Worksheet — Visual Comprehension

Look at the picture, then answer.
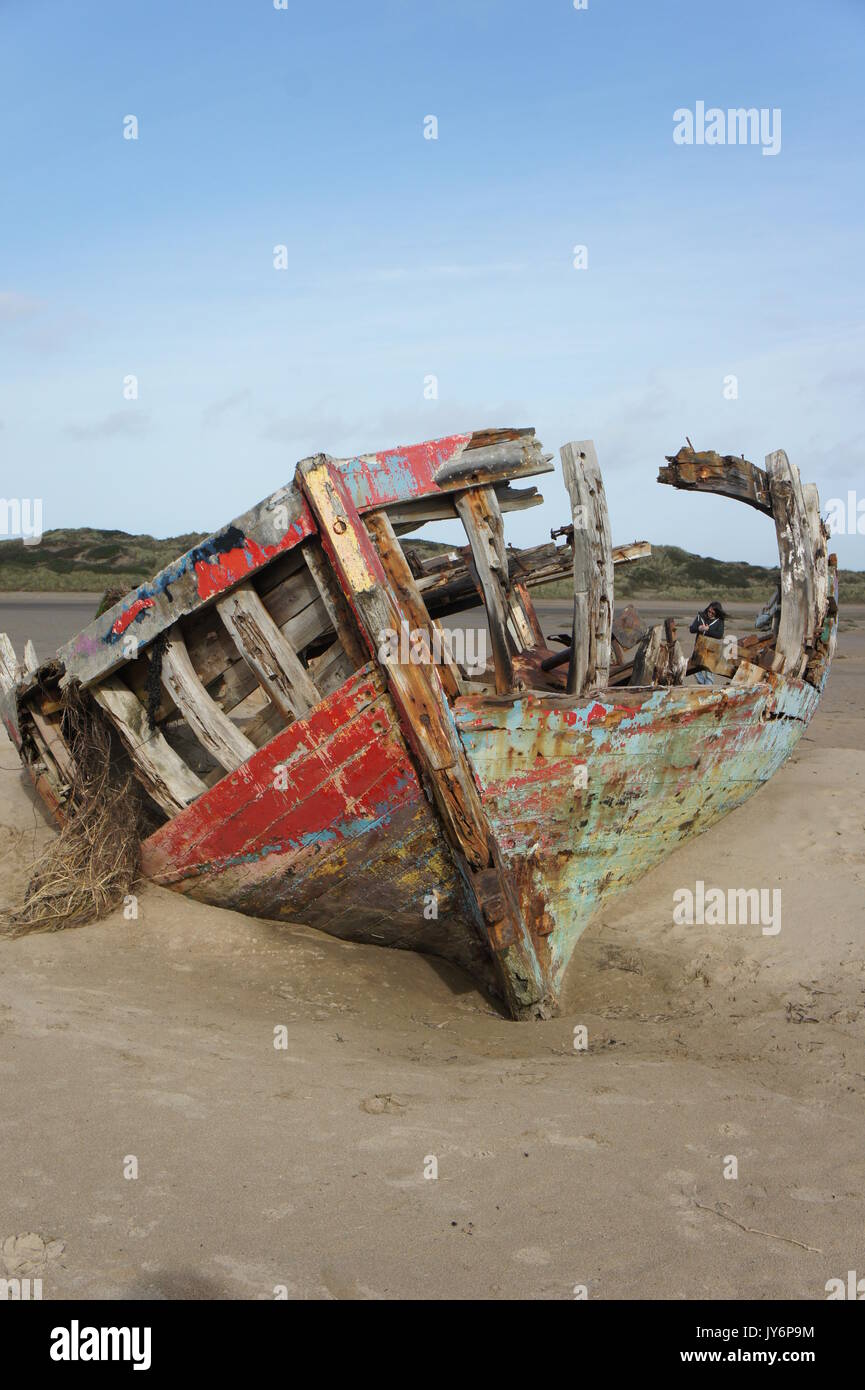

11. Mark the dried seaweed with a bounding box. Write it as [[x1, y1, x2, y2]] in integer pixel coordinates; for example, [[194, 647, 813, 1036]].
[[3, 685, 145, 936]]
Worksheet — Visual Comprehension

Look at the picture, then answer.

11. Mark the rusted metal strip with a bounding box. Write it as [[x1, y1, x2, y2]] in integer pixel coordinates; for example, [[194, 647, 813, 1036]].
[[560, 440, 613, 694], [216, 583, 319, 722], [659, 447, 773, 515]]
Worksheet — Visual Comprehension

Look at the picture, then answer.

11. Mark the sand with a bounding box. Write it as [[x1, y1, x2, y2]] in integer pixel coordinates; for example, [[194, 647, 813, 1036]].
[[0, 600, 863, 1300]]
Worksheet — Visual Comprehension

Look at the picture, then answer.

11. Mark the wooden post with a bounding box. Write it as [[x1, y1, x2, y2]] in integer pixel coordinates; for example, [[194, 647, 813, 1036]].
[[455, 488, 516, 694], [560, 440, 614, 694], [766, 450, 815, 678]]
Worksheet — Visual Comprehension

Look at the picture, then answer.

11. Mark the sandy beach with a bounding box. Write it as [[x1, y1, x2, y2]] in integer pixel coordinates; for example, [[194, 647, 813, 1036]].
[[1, 597, 863, 1300]]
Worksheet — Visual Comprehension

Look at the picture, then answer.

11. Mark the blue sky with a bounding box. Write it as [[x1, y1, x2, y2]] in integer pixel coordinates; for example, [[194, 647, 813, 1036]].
[[1, 0, 863, 567]]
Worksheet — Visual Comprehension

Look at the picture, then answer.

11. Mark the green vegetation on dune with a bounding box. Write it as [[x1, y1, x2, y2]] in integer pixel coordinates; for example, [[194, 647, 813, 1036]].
[[0, 528, 207, 594], [1, 528, 863, 603]]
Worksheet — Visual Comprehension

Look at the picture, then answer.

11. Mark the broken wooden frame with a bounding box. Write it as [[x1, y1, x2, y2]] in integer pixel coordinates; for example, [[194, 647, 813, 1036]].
[[659, 445, 835, 686]]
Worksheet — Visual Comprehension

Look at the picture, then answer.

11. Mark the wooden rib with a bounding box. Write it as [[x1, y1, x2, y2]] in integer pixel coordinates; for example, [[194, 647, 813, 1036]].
[[561, 440, 614, 694], [29, 703, 76, 784], [301, 539, 367, 668], [216, 583, 319, 721], [455, 488, 516, 694], [93, 676, 206, 817], [365, 510, 460, 701], [514, 581, 545, 646], [766, 450, 814, 677], [802, 481, 828, 633], [160, 632, 256, 772], [658, 448, 773, 515]]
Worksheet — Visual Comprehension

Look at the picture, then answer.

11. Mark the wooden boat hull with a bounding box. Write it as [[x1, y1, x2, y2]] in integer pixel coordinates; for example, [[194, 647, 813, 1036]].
[[140, 665, 498, 993], [0, 429, 837, 1019], [455, 674, 819, 1003], [138, 663, 819, 1014]]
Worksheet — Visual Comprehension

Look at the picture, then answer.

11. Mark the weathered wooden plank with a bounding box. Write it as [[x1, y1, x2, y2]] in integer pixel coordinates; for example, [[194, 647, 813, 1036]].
[[455, 488, 515, 694], [387, 482, 542, 532], [365, 510, 461, 700], [216, 583, 319, 722], [307, 638, 356, 697], [561, 440, 614, 694], [659, 447, 773, 515], [766, 449, 814, 678], [160, 632, 256, 772], [29, 703, 76, 785], [629, 619, 686, 687], [433, 436, 554, 490], [93, 676, 206, 816], [0, 634, 21, 745], [301, 539, 368, 669], [730, 659, 766, 688], [612, 540, 652, 565], [802, 481, 828, 635]]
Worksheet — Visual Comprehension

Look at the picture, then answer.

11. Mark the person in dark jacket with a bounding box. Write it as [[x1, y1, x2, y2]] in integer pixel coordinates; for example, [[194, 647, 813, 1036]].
[[689, 600, 727, 640], [689, 601, 727, 684]]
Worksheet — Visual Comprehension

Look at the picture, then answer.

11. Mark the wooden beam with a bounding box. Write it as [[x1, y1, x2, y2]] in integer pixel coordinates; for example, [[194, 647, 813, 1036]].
[[766, 449, 814, 677], [455, 488, 515, 694], [365, 510, 461, 701], [659, 447, 773, 515], [93, 677, 206, 817], [301, 539, 368, 669], [802, 481, 828, 636], [433, 437, 554, 490], [216, 583, 319, 722], [560, 440, 614, 694], [160, 632, 256, 772], [387, 482, 542, 532]]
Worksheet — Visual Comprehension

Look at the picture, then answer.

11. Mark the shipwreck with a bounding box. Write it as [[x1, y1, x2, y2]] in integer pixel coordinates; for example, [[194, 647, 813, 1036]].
[[0, 432, 837, 1019]]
